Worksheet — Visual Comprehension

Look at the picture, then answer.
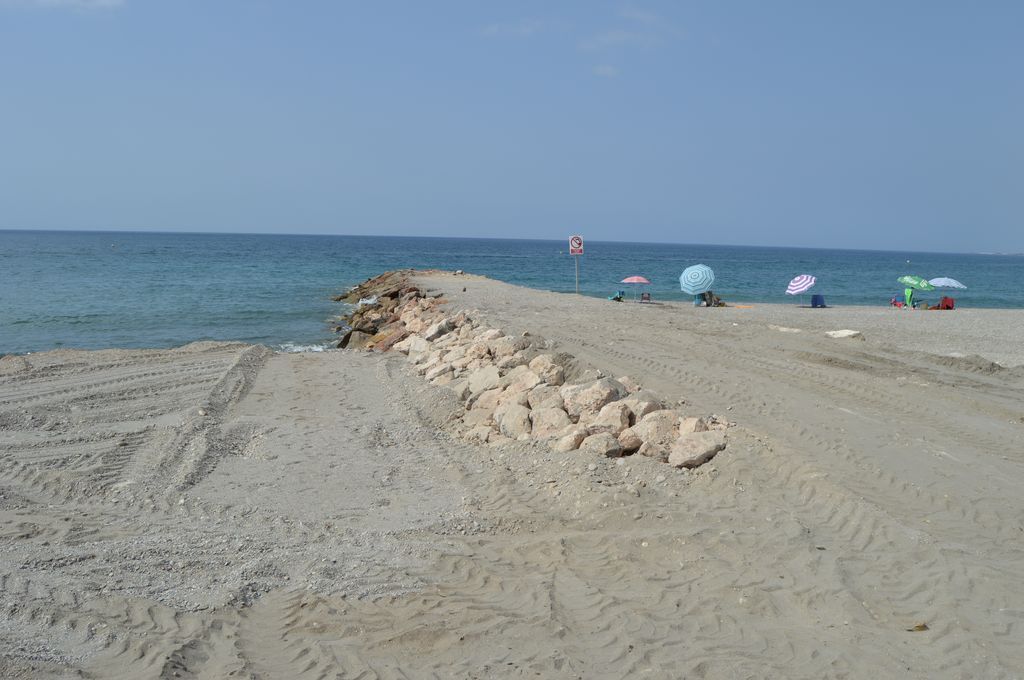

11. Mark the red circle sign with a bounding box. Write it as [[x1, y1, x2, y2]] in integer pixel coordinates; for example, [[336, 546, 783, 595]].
[[570, 236, 583, 249]]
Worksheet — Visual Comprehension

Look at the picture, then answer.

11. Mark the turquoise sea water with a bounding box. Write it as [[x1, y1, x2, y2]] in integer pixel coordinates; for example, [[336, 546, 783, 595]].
[[2, 230, 1022, 355]]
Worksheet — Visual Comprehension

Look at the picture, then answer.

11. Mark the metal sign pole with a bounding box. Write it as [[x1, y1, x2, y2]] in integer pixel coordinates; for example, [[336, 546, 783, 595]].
[[575, 255, 579, 294]]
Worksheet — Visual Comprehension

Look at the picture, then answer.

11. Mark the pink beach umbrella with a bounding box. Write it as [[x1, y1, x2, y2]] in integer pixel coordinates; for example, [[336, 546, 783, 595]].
[[786, 274, 816, 295], [621, 275, 651, 301]]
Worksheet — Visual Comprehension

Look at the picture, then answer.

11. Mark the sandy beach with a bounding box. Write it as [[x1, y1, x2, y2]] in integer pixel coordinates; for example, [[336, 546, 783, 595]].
[[2, 271, 1024, 679]]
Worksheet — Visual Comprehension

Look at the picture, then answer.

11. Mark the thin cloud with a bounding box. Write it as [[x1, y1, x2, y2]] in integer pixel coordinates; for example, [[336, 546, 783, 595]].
[[579, 29, 656, 51], [480, 20, 547, 38], [593, 65, 621, 78], [580, 5, 683, 50]]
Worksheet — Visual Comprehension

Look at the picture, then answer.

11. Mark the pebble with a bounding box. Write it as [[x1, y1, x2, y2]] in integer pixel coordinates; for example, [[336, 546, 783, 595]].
[[587, 463, 597, 472], [655, 475, 666, 484]]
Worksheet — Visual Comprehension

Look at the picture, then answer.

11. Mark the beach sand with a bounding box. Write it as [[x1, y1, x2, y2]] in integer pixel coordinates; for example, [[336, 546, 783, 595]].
[[2, 273, 1023, 678]]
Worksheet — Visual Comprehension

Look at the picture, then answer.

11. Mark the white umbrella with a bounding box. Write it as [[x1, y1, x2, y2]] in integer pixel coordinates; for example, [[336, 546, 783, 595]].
[[928, 277, 967, 289]]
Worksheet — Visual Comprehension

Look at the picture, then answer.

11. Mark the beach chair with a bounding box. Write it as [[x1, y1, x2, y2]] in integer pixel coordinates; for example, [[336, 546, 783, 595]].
[[811, 294, 827, 308], [640, 292, 651, 303], [608, 290, 625, 302]]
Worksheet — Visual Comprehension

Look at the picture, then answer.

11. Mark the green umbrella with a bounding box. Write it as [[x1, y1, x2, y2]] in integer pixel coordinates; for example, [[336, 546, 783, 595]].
[[897, 275, 935, 291]]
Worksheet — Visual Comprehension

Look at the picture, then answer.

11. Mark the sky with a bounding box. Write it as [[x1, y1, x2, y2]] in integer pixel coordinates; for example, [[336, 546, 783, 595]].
[[1, 1, 1021, 252]]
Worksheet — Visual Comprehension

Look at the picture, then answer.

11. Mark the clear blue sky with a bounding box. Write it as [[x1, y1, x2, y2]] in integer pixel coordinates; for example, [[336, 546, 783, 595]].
[[1, 1, 1021, 252]]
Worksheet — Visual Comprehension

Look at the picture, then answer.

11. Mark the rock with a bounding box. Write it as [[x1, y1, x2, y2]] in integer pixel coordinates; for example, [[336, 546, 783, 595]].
[[632, 409, 680, 460], [504, 369, 542, 394], [468, 365, 501, 394], [431, 371, 454, 386], [373, 329, 410, 352], [825, 329, 863, 340], [490, 335, 530, 358], [424, 363, 452, 382], [668, 431, 727, 469], [553, 427, 589, 453], [462, 408, 495, 428], [618, 427, 643, 453], [528, 354, 565, 386], [495, 404, 532, 439], [446, 379, 471, 402], [587, 401, 632, 436], [465, 342, 491, 360], [528, 384, 564, 410], [475, 328, 504, 342], [617, 376, 642, 393], [678, 416, 710, 434], [471, 388, 504, 412], [496, 389, 530, 408], [464, 426, 493, 444], [579, 432, 623, 458], [530, 407, 572, 438], [496, 351, 528, 370], [618, 393, 659, 419], [560, 378, 628, 419], [340, 330, 373, 350]]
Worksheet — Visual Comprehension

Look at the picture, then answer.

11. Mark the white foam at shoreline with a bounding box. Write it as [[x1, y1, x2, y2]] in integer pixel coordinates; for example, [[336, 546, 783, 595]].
[[276, 342, 331, 353]]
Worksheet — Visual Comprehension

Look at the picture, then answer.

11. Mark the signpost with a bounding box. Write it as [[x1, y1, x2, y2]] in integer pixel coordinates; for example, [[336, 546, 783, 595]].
[[569, 235, 584, 293]]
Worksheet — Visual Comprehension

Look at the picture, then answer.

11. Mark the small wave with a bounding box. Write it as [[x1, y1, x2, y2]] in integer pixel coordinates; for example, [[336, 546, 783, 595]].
[[275, 342, 332, 353], [357, 296, 378, 307]]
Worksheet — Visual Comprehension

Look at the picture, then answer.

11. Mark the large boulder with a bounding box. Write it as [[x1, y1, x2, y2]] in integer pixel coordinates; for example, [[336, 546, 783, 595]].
[[618, 427, 643, 453], [339, 329, 373, 350], [579, 432, 623, 458], [530, 407, 572, 439], [471, 388, 504, 412], [490, 335, 530, 358], [586, 401, 632, 436], [424, 362, 452, 381], [668, 431, 727, 468], [678, 416, 710, 435], [462, 408, 494, 428], [468, 365, 501, 394], [504, 369, 542, 394], [495, 404, 532, 439], [631, 409, 680, 460], [528, 384, 564, 411], [528, 354, 565, 386], [475, 328, 504, 342], [560, 378, 629, 419], [496, 351, 529, 371], [374, 329, 410, 352], [552, 426, 589, 453], [465, 342, 491, 360], [621, 391, 665, 422], [446, 379, 471, 402]]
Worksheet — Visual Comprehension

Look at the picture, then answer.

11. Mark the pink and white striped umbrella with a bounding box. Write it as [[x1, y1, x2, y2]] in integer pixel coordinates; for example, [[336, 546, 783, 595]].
[[786, 274, 816, 295]]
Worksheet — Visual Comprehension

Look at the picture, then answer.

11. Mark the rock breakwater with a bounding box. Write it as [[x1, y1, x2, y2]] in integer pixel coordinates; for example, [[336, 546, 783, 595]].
[[336, 271, 731, 468]]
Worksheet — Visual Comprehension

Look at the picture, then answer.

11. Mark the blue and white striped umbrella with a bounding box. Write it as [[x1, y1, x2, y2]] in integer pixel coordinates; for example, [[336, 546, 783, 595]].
[[679, 264, 715, 295], [928, 277, 966, 289]]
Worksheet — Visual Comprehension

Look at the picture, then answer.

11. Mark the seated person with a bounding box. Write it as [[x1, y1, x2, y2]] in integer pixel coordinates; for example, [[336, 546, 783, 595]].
[[701, 291, 725, 307], [640, 291, 651, 302]]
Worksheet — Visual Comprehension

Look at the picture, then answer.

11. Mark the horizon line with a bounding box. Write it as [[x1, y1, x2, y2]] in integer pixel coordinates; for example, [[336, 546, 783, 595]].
[[1, 227, 1021, 258]]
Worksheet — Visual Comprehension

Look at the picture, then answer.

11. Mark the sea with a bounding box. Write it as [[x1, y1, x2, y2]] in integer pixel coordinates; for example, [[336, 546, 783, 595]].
[[2, 230, 1022, 356]]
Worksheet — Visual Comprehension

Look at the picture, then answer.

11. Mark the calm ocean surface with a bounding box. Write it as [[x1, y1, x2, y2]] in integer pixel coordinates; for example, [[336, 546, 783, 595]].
[[2, 230, 1022, 355]]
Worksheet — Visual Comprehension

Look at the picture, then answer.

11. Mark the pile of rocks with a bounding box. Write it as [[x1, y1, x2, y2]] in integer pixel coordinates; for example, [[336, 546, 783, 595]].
[[336, 272, 730, 469]]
